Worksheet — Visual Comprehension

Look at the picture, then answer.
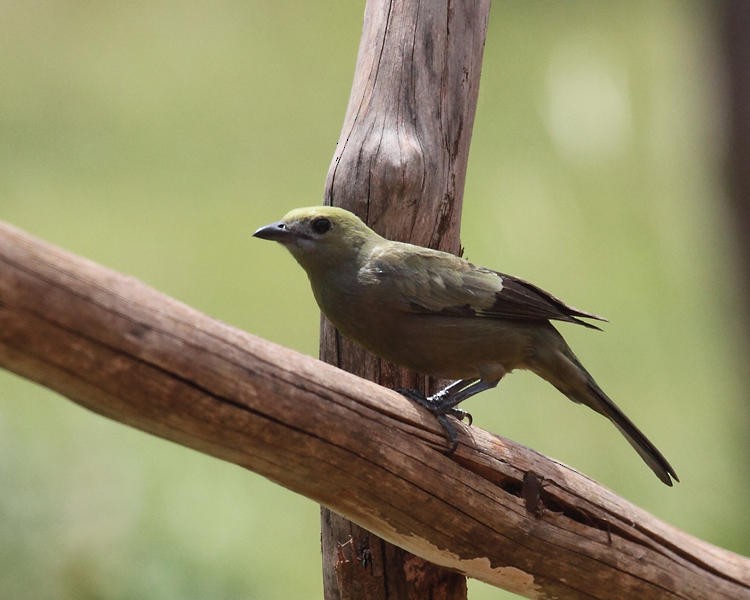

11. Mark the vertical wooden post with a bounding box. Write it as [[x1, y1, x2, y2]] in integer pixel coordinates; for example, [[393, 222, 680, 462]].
[[319, 1, 490, 598]]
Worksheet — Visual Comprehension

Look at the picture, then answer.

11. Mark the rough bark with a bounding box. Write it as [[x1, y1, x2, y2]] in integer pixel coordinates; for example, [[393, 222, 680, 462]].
[[4, 227, 748, 599], [320, 1, 489, 597]]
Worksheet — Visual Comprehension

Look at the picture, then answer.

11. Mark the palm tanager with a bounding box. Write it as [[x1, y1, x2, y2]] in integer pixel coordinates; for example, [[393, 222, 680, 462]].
[[254, 206, 678, 486]]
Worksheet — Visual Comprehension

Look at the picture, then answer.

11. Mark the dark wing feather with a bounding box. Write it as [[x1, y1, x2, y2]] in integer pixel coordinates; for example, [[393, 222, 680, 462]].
[[366, 244, 606, 329], [475, 271, 607, 330]]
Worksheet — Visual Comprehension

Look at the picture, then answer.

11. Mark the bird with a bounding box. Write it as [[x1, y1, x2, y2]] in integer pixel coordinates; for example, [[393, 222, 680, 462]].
[[253, 205, 678, 486]]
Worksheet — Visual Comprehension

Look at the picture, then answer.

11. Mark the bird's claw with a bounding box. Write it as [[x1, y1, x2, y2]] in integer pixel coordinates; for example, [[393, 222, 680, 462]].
[[448, 407, 473, 425], [436, 414, 459, 454], [396, 388, 471, 453]]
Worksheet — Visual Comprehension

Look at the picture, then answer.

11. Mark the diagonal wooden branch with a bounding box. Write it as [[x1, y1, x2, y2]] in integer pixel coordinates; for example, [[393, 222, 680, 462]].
[[0, 221, 748, 600]]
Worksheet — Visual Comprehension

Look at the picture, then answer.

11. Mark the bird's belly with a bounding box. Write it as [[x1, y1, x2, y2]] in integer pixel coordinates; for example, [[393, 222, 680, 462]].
[[334, 312, 536, 380]]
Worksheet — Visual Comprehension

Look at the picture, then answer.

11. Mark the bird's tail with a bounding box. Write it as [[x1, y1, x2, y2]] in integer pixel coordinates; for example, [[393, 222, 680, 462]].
[[577, 369, 678, 486], [531, 334, 678, 486]]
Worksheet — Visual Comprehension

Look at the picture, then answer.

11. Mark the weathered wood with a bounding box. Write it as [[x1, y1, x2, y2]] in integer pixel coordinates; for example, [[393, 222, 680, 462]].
[[320, 1, 489, 597], [1, 222, 748, 599]]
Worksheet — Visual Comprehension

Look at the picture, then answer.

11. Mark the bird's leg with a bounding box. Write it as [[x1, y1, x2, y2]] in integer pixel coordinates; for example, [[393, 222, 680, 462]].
[[398, 376, 504, 452], [398, 379, 476, 422], [432, 378, 499, 412], [397, 378, 481, 453]]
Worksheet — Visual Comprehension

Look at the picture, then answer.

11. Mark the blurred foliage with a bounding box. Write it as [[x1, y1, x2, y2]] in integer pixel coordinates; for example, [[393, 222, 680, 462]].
[[0, 2, 747, 599]]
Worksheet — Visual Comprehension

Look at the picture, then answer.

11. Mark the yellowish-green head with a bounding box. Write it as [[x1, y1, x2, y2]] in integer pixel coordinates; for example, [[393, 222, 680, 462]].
[[253, 206, 380, 272]]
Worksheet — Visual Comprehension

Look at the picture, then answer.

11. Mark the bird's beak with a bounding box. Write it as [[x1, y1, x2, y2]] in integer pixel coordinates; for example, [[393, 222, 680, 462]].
[[253, 221, 292, 242]]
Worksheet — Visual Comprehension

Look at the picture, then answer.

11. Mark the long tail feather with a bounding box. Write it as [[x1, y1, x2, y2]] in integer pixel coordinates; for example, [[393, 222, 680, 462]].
[[581, 378, 678, 486], [532, 331, 678, 486]]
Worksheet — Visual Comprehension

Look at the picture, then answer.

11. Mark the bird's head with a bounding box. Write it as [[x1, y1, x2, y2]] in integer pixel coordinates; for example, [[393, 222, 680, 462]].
[[253, 206, 379, 273]]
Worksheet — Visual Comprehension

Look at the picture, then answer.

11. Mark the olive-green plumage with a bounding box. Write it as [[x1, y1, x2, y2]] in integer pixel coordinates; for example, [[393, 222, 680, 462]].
[[254, 206, 678, 486]]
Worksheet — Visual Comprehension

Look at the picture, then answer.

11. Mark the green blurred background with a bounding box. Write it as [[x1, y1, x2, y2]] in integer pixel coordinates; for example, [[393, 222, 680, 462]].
[[1, 1, 747, 598]]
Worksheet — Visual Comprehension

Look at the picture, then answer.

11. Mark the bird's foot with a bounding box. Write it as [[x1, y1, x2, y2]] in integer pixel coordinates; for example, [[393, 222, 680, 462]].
[[396, 388, 473, 453], [396, 388, 473, 423]]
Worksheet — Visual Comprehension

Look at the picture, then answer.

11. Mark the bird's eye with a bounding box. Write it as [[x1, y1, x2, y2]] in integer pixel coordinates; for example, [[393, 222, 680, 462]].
[[311, 217, 332, 235]]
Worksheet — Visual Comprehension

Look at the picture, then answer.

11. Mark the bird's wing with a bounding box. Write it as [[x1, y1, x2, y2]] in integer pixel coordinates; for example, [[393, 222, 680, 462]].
[[365, 244, 606, 329]]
